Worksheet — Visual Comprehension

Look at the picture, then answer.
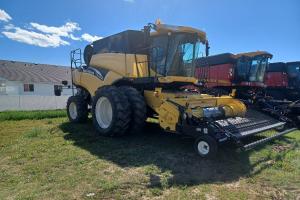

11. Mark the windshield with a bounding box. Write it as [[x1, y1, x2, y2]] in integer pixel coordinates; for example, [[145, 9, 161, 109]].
[[150, 33, 204, 77], [236, 56, 269, 82]]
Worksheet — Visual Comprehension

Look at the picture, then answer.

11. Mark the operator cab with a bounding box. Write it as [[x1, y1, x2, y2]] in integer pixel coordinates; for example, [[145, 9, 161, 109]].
[[235, 52, 272, 84], [150, 33, 207, 77], [146, 22, 209, 79]]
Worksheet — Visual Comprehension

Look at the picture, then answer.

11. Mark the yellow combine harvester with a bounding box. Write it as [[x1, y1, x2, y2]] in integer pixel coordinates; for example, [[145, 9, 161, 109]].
[[65, 21, 296, 158]]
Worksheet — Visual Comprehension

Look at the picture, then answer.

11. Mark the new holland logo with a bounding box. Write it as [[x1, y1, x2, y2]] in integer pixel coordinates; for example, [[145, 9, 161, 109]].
[[83, 67, 104, 80]]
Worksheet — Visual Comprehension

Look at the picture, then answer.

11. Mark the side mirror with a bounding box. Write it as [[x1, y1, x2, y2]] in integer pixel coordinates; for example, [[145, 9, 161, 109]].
[[62, 80, 68, 86]]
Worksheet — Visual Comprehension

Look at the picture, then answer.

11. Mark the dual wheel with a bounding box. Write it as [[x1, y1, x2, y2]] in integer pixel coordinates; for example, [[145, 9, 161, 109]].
[[67, 86, 147, 136]]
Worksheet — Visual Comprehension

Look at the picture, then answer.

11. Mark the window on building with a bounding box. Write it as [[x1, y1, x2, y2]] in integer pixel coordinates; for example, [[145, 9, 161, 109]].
[[24, 84, 34, 92], [0, 80, 6, 94], [54, 85, 62, 96]]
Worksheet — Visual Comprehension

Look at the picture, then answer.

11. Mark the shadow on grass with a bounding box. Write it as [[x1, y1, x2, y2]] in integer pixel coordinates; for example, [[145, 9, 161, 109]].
[[59, 120, 291, 187]]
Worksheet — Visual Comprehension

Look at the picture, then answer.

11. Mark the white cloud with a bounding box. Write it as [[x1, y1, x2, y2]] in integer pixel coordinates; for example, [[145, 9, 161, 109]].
[[1, 20, 103, 47], [0, 9, 12, 22], [3, 23, 15, 30], [2, 26, 69, 47], [81, 33, 102, 42], [69, 33, 81, 41], [30, 22, 81, 37]]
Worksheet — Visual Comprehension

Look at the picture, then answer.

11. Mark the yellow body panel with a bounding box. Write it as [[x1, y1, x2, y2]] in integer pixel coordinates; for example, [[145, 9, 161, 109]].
[[74, 51, 200, 96], [144, 88, 246, 131], [158, 76, 198, 84], [73, 70, 122, 96], [90, 53, 149, 78], [157, 101, 180, 131]]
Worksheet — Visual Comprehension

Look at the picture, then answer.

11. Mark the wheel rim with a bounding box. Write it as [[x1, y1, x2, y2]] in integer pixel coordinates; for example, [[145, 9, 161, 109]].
[[69, 102, 78, 120], [197, 141, 210, 155], [95, 97, 113, 129]]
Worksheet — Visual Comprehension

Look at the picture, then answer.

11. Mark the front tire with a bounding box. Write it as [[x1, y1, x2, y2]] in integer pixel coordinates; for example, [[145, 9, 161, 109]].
[[194, 135, 218, 158], [92, 86, 131, 136], [67, 95, 88, 123]]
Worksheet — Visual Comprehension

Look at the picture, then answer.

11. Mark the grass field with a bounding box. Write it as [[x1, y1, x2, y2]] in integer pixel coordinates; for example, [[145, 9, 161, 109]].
[[0, 110, 299, 199], [0, 110, 66, 121]]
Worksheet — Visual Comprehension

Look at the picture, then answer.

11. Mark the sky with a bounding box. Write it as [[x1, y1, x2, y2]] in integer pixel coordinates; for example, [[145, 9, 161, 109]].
[[0, 0, 299, 66]]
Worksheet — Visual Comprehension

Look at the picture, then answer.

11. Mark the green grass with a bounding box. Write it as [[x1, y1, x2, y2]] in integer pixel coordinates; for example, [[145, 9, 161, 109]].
[[0, 109, 67, 121], [0, 110, 299, 199]]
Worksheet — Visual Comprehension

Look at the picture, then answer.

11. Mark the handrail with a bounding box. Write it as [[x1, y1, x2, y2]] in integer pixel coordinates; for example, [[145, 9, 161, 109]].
[[70, 48, 83, 95]]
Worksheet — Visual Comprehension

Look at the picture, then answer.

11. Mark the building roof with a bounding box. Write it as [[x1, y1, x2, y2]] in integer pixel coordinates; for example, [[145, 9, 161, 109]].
[[0, 60, 71, 84]]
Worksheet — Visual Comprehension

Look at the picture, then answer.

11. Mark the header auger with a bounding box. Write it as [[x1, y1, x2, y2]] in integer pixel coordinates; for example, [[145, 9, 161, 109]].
[[66, 21, 297, 158]]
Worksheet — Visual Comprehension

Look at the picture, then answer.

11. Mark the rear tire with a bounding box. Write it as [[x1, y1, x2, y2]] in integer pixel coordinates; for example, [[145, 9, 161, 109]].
[[194, 135, 218, 158], [67, 95, 88, 123], [92, 86, 131, 136], [119, 86, 147, 134]]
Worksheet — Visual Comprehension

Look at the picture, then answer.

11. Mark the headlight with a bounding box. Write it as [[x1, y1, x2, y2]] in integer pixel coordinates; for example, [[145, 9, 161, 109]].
[[203, 107, 225, 118]]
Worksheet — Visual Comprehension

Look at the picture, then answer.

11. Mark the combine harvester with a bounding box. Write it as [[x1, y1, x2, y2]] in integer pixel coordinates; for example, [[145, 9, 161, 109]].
[[263, 61, 300, 126], [195, 52, 300, 126], [65, 21, 297, 158], [195, 51, 272, 99], [265, 61, 300, 101]]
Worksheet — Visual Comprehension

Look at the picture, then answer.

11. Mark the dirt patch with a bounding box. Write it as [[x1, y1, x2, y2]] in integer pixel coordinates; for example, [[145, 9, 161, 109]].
[[272, 144, 292, 152]]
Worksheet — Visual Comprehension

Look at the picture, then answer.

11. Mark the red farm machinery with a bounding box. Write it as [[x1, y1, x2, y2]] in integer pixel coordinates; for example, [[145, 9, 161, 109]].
[[265, 61, 300, 101], [194, 52, 300, 126], [195, 51, 271, 99]]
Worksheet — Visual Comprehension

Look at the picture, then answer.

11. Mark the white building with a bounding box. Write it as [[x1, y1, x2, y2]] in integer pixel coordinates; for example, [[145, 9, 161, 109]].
[[0, 60, 73, 111], [0, 60, 73, 96]]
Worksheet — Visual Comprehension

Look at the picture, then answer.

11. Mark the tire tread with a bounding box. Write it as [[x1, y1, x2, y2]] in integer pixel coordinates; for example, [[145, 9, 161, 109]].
[[119, 86, 147, 134], [92, 86, 131, 136], [67, 95, 88, 123]]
